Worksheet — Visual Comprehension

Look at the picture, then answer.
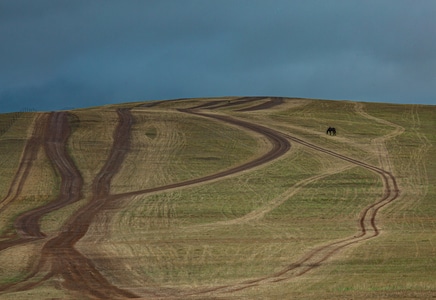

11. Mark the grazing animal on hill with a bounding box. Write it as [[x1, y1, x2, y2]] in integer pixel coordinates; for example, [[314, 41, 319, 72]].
[[326, 127, 336, 136]]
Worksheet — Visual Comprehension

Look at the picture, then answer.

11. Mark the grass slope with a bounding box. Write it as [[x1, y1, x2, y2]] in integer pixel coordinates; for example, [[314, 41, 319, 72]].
[[0, 97, 435, 299]]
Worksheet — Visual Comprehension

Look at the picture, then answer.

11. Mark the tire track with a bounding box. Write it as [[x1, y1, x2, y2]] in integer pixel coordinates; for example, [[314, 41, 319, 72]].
[[179, 164, 355, 233], [354, 102, 405, 173], [105, 107, 399, 298], [179, 117, 400, 297], [39, 109, 137, 299], [109, 108, 291, 202], [0, 114, 47, 214], [0, 112, 83, 251], [236, 97, 284, 112], [55, 107, 291, 298], [15, 112, 84, 238], [107, 107, 399, 298], [0, 110, 136, 299]]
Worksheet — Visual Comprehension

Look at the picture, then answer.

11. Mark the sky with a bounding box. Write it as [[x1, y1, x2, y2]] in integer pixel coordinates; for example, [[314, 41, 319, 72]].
[[1, 0, 435, 113]]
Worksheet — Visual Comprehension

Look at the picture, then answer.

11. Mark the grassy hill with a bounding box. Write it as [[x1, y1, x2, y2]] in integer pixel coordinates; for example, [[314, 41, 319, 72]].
[[0, 97, 435, 299]]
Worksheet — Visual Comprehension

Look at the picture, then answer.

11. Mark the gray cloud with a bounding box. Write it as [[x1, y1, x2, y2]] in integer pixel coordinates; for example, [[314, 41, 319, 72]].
[[1, 0, 435, 112]]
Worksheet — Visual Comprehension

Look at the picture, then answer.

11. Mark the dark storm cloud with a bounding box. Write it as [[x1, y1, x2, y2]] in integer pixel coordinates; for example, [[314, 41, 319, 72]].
[[1, 0, 435, 112]]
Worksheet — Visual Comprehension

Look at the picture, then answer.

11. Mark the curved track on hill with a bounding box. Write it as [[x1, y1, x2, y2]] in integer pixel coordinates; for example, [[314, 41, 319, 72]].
[[16, 112, 84, 238], [38, 108, 137, 299], [0, 114, 48, 250], [183, 132, 400, 297], [115, 105, 399, 298], [237, 97, 284, 111], [0, 99, 400, 299], [0, 112, 84, 251], [173, 101, 400, 297], [0, 114, 47, 215], [0, 107, 291, 298], [110, 108, 291, 202]]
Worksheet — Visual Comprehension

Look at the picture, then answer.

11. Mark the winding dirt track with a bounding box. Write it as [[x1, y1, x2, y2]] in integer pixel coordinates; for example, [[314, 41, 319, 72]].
[[181, 130, 400, 297], [0, 112, 84, 250], [109, 108, 291, 202], [0, 100, 400, 299], [0, 106, 291, 298], [38, 108, 137, 299], [236, 97, 284, 112], [16, 112, 84, 238], [0, 114, 48, 215]]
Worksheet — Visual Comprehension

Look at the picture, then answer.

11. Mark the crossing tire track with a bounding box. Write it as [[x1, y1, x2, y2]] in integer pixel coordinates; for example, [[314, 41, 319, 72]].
[[0, 104, 401, 299], [179, 112, 400, 297]]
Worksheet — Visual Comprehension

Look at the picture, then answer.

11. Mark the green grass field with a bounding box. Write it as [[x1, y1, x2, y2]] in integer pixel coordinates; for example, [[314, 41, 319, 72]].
[[0, 97, 434, 299]]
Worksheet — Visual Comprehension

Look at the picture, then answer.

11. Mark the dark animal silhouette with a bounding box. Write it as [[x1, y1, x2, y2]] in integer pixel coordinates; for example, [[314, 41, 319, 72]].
[[326, 127, 336, 136]]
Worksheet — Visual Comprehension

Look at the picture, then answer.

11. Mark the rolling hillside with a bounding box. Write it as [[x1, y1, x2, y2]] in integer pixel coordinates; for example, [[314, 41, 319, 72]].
[[0, 97, 435, 299]]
